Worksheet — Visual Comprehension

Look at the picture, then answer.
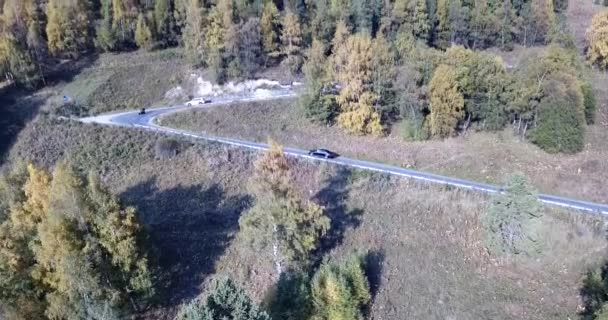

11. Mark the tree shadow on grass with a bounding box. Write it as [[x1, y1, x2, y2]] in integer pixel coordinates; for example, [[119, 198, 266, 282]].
[[364, 249, 385, 305], [120, 177, 252, 305], [312, 168, 363, 264]]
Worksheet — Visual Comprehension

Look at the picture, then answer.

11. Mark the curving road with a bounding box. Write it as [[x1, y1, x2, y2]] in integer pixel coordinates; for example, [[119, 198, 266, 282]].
[[80, 92, 608, 216]]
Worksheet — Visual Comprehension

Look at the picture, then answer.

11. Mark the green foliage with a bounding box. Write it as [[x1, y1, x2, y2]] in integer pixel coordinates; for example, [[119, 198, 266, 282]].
[[176, 278, 270, 320], [582, 83, 597, 125], [270, 272, 313, 320], [0, 162, 154, 319], [0, 35, 40, 88], [239, 141, 331, 275], [399, 114, 429, 141], [301, 39, 337, 123], [529, 73, 586, 154], [310, 255, 371, 320], [428, 64, 465, 138], [483, 173, 543, 255], [154, 0, 176, 46]]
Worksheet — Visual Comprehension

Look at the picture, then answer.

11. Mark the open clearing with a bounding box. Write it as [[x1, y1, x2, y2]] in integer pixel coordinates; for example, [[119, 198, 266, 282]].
[[159, 99, 608, 204], [6, 117, 606, 319]]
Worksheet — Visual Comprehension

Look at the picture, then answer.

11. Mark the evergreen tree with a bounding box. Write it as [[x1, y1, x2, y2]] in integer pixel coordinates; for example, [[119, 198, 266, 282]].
[[135, 13, 154, 49], [529, 73, 586, 154], [301, 39, 337, 123], [413, 0, 430, 41], [281, 11, 304, 75], [483, 173, 543, 255], [205, 5, 227, 83], [428, 64, 465, 138], [261, 1, 281, 63], [176, 278, 270, 320]]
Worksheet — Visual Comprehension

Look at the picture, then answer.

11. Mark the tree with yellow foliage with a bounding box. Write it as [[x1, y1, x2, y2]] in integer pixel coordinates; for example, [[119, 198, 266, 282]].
[[428, 64, 465, 138], [587, 10, 608, 69], [239, 140, 331, 277], [333, 34, 384, 136], [0, 162, 154, 319]]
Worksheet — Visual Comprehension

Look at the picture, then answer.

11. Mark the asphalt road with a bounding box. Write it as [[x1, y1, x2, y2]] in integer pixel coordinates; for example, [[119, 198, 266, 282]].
[[80, 94, 608, 216]]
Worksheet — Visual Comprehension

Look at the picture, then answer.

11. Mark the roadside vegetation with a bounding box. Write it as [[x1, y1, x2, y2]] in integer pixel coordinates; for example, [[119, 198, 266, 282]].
[[159, 99, 608, 203], [0, 119, 605, 319]]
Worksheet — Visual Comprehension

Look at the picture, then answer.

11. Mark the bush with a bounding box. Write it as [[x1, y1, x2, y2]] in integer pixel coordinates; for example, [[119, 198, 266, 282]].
[[155, 138, 180, 159], [270, 272, 312, 320], [398, 116, 428, 141], [483, 173, 543, 255]]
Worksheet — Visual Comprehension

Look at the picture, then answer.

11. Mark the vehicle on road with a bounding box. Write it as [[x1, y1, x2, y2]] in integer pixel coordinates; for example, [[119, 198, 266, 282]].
[[308, 149, 339, 159], [138, 108, 146, 115], [185, 97, 211, 106]]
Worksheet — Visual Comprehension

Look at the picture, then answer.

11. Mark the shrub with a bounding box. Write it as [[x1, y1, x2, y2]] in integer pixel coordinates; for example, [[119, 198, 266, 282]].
[[483, 173, 543, 255], [155, 138, 180, 159], [398, 115, 429, 141], [587, 11, 608, 69], [270, 272, 312, 320]]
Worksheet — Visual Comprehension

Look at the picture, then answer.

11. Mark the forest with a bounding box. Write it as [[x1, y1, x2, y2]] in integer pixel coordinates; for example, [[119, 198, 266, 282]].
[[1, 0, 607, 153]]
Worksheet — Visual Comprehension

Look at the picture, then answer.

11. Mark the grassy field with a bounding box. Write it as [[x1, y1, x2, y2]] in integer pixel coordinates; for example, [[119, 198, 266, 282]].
[[159, 99, 608, 204], [6, 117, 607, 319]]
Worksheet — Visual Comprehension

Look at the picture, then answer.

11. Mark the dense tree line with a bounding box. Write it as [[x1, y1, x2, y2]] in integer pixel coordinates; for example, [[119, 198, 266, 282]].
[[0, 0, 571, 87], [0, 161, 154, 320]]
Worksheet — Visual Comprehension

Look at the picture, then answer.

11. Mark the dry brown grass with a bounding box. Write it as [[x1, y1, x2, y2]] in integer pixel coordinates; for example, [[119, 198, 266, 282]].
[[159, 99, 608, 203], [6, 118, 607, 319]]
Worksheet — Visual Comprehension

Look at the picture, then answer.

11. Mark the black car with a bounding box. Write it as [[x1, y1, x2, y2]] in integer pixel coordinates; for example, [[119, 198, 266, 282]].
[[308, 149, 339, 159]]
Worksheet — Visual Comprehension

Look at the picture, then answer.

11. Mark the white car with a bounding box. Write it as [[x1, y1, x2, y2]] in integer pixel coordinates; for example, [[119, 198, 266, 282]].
[[185, 97, 210, 106]]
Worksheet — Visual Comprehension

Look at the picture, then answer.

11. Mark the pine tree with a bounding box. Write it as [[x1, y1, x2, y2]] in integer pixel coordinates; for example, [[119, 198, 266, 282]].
[[301, 39, 337, 123], [428, 64, 465, 138], [135, 13, 154, 49], [281, 11, 304, 75], [333, 34, 383, 135], [261, 1, 281, 63], [183, 0, 207, 65], [586, 10, 608, 70], [205, 5, 227, 83], [529, 0, 555, 44], [239, 18, 262, 78], [331, 19, 350, 53], [483, 173, 543, 255], [176, 278, 270, 320]]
